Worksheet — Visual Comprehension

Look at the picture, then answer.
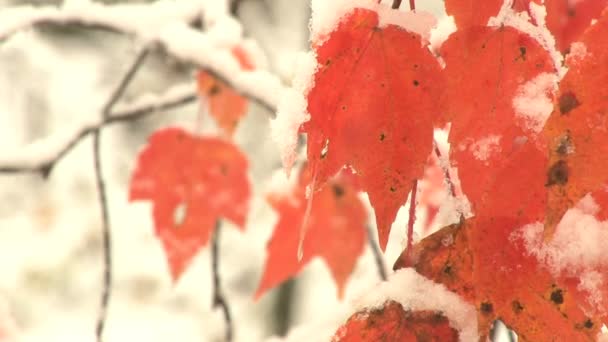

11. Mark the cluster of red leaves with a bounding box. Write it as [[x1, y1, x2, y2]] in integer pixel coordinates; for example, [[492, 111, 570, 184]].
[[128, 0, 608, 339], [303, 1, 608, 340]]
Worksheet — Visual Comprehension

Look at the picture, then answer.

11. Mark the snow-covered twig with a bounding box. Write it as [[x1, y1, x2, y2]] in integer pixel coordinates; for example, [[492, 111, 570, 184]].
[[212, 222, 233, 342], [0, 1, 285, 112], [93, 46, 150, 342], [0, 1, 203, 42], [0, 84, 197, 175]]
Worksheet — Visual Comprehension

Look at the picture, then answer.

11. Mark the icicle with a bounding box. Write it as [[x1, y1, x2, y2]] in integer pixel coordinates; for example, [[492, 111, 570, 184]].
[[297, 163, 318, 261]]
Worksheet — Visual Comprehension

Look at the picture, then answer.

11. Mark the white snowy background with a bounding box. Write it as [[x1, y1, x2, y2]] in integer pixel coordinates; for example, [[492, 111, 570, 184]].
[[0, 0, 515, 341]]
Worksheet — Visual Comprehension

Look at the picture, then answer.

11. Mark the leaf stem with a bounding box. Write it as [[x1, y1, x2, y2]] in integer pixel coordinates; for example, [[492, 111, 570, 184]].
[[367, 225, 387, 281], [433, 140, 456, 197], [406, 180, 418, 260], [391, 0, 402, 9], [409, 0, 415, 11], [94, 46, 149, 342], [212, 222, 233, 342]]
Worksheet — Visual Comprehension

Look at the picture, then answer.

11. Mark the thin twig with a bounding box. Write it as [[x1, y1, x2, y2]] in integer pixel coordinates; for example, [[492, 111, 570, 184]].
[[405, 180, 418, 260], [93, 47, 149, 342], [392, 0, 403, 9], [366, 225, 387, 281], [409, 0, 416, 11], [433, 140, 456, 197], [212, 222, 233, 342], [0, 85, 197, 175]]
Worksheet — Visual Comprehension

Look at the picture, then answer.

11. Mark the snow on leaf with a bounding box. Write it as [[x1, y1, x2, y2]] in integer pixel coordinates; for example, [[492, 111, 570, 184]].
[[196, 45, 255, 137], [515, 194, 608, 319], [545, 0, 608, 52], [542, 9, 608, 236], [129, 127, 250, 282], [341, 268, 479, 341], [440, 26, 554, 218], [445, 0, 534, 29], [302, 7, 444, 250], [332, 301, 459, 342], [395, 218, 601, 340], [255, 167, 367, 300], [512, 72, 558, 134]]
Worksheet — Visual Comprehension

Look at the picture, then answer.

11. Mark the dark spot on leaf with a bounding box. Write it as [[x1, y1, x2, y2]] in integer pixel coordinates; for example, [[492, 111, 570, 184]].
[[413, 80, 419, 87], [325, 59, 331, 66], [480, 302, 493, 314], [518, 46, 527, 60], [568, 8, 576, 17], [380, 133, 386, 141], [332, 184, 345, 198], [443, 263, 452, 276], [341, 105, 347, 111], [546, 160, 569, 186], [380, 83, 385, 88], [559, 92, 580, 115], [209, 84, 221, 96], [584, 319, 594, 329], [512, 300, 524, 314], [413, 64, 419, 69], [555, 134, 572, 156], [389, 186, 396, 192], [481, 43, 486, 49], [550, 288, 564, 305], [220, 164, 228, 176]]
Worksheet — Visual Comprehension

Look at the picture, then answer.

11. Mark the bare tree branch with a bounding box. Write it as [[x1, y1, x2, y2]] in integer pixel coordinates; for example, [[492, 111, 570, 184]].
[[92, 46, 150, 342], [212, 222, 233, 342], [0, 84, 197, 176]]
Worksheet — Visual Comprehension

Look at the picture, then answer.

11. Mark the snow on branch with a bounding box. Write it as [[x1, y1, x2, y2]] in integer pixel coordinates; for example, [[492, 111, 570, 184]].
[[0, 0, 285, 111], [0, 0, 202, 41], [0, 84, 197, 175], [0, 0, 286, 174]]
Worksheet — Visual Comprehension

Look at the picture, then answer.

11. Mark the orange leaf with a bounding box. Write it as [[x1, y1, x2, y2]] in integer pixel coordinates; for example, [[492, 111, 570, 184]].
[[543, 9, 608, 234], [255, 167, 367, 299], [332, 301, 459, 342], [129, 128, 251, 281], [197, 45, 255, 137], [395, 217, 600, 340], [303, 7, 444, 250]]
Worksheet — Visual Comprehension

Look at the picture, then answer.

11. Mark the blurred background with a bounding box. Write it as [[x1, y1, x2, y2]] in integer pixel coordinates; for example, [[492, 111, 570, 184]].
[[0, 1, 456, 341]]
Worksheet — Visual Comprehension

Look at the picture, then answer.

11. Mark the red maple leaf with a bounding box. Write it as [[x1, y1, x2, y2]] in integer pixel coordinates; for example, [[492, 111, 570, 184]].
[[129, 127, 251, 281], [255, 166, 368, 299], [332, 301, 459, 342], [197, 45, 255, 137], [302, 7, 444, 250], [440, 25, 554, 219]]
